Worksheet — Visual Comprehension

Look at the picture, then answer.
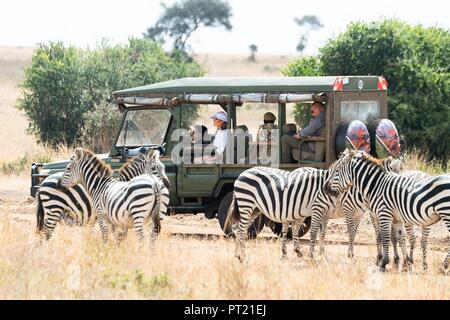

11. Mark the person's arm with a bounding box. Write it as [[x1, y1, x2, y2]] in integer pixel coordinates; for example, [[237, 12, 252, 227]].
[[300, 115, 324, 137]]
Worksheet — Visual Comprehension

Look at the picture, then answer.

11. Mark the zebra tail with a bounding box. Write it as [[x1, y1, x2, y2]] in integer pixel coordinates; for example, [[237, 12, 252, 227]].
[[152, 183, 161, 234], [224, 192, 240, 231], [36, 193, 45, 234]]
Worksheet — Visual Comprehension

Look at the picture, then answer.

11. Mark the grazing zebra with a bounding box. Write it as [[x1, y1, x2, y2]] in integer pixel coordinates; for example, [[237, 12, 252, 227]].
[[324, 149, 450, 272], [227, 165, 337, 262], [36, 150, 170, 240]]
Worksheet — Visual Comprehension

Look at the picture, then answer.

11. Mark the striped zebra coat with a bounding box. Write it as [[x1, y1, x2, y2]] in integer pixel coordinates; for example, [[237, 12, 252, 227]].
[[324, 149, 450, 272], [60, 148, 164, 244], [228, 166, 336, 262], [36, 150, 169, 241]]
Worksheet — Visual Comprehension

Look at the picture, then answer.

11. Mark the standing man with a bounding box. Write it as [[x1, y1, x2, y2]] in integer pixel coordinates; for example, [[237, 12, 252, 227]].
[[281, 102, 326, 163]]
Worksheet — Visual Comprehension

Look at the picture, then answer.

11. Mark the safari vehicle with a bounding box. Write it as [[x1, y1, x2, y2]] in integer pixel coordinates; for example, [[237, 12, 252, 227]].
[[31, 76, 392, 238]]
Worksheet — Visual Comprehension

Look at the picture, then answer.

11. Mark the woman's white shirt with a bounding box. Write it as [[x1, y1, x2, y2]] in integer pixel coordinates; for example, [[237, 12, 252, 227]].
[[213, 129, 228, 153]]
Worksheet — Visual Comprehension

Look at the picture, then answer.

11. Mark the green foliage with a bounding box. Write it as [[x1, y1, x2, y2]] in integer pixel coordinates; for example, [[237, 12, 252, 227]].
[[282, 56, 322, 127], [284, 19, 450, 166], [17, 42, 89, 146], [145, 0, 233, 53], [17, 38, 204, 152]]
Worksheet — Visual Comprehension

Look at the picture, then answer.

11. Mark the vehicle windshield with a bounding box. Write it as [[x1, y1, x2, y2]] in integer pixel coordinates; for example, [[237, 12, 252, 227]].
[[116, 109, 171, 147]]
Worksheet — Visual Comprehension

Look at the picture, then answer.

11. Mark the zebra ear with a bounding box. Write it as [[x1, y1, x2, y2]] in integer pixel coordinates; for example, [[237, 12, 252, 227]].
[[74, 148, 84, 160]]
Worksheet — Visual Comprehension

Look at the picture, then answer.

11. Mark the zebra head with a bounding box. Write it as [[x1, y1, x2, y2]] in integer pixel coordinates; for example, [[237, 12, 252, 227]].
[[60, 148, 112, 188], [145, 149, 171, 189], [324, 148, 357, 197]]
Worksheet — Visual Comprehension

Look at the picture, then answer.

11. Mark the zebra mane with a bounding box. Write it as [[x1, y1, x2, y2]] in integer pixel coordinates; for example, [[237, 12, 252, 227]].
[[76, 148, 113, 178], [355, 150, 385, 171], [120, 153, 146, 173]]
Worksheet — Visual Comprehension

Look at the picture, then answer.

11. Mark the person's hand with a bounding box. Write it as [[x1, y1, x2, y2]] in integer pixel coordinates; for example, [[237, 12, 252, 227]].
[[294, 132, 301, 139]]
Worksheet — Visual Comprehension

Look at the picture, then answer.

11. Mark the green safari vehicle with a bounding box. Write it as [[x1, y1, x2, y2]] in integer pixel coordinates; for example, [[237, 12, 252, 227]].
[[31, 76, 392, 238]]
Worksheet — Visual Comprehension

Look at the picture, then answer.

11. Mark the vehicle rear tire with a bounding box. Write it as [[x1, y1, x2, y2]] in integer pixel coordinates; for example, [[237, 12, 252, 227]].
[[267, 217, 311, 239], [217, 192, 265, 239]]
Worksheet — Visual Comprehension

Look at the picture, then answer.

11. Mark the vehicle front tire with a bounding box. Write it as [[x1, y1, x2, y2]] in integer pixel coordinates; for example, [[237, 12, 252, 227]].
[[217, 192, 265, 239]]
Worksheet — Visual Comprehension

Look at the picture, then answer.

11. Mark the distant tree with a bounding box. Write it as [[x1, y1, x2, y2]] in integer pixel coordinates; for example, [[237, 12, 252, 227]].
[[144, 0, 233, 53], [248, 44, 258, 62], [294, 15, 323, 54]]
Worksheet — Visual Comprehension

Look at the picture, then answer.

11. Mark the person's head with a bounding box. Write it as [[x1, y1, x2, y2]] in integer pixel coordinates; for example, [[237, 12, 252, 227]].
[[310, 102, 325, 118], [211, 111, 228, 130], [263, 112, 276, 124]]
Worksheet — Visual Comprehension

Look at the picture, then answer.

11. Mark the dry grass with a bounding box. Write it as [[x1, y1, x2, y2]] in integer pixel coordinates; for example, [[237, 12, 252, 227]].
[[0, 211, 449, 300]]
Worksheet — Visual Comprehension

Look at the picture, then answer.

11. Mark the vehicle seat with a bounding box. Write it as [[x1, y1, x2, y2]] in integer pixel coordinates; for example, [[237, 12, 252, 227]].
[[234, 125, 252, 164]]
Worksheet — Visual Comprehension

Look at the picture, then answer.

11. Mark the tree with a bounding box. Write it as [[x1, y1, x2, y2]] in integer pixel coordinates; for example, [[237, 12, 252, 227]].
[[294, 15, 323, 54], [17, 38, 204, 151], [283, 19, 450, 166], [144, 0, 233, 53], [248, 44, 257, 62]]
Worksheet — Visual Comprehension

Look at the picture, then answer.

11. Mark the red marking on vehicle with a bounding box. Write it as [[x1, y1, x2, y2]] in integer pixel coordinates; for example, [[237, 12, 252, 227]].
[[378, 76, 388, 90], [333, 77, 343, 91]]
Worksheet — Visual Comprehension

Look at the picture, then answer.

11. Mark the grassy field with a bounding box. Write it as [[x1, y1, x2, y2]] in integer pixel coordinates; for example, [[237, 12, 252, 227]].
[[0, 46, 449, 300]]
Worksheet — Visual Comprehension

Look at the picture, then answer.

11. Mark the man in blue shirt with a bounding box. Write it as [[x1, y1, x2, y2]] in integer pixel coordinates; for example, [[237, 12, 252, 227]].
[[281, 102, 326, 163]]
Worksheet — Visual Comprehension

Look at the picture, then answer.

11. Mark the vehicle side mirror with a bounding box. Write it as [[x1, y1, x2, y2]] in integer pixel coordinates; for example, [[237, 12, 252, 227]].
[[121, 147, 129, 162], [159, 143, 166, 156]]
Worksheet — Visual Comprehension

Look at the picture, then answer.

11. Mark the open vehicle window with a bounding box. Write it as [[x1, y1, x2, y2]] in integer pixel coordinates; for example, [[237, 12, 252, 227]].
[[341, 101, 380, 123], [116, 109, 171, 147]]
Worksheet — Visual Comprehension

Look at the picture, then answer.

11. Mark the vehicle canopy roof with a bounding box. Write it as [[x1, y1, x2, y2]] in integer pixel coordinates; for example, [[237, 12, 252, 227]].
[[113, 76, 386, 97]]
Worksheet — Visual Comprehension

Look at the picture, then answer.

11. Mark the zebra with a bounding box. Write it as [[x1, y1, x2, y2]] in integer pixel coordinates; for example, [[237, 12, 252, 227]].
[[59, 148, 164, 244], [226, 165, 337, 262], [324, 149, 450, 272], [36, 149, 170, 241], [225, 158, 412, 264], [313, 157, 424, 268]]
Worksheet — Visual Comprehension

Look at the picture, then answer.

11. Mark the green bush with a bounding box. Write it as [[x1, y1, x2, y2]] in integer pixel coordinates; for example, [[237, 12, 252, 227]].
[[282, 56, 323, 127], [284, 19, 450, 166], [17, 38, 204, 152]]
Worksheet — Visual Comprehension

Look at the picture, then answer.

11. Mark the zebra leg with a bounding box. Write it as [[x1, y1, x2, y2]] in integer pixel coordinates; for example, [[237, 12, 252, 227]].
[[379, 211, 393, 272], [391, 225, 400, 270], [405, 223, 416, 265], [309, 208, 324, 259], [42, 209, 63, 240], [281, 222, 290, 259], [441, 217, 450, 274], [396, 224, 413, 272], [420, 226, 431, 272], [235, 208, 253, 263], [319, 212, 329, 256], [292, 220, 304, 258], [97, 213, 110, 243], [132, 214, 146, 242], [369, 212, 382, 266], [345, 209, 358, 259]]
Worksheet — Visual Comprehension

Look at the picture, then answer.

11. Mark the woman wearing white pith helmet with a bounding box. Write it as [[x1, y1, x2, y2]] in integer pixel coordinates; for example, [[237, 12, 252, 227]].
[[195, 111, 228, 164]]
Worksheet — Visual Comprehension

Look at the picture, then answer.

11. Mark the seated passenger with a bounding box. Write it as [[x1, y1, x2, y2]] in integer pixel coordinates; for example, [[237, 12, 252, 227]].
[[281, 102, 325, 163], [257, 112, 278, 144], [195, 111, 228, 164]]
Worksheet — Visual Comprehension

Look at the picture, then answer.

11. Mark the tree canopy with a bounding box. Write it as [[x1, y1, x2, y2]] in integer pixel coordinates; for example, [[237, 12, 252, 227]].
[[144, 0, 233, 53], [17, 38, 204, 150], [283, 19, 450, 166]]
